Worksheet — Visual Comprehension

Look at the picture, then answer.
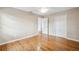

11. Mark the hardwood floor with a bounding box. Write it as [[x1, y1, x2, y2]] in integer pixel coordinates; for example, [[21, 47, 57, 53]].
[[0, 34, 79, 51]]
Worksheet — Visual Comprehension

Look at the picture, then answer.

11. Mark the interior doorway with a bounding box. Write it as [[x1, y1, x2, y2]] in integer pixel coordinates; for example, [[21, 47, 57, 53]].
[[38, 17, 48, 35], [37, 17, 49, 50]]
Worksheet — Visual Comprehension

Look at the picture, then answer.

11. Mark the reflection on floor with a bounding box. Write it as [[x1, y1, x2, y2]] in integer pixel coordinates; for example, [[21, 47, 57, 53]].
[[0, 34, 79, 51]]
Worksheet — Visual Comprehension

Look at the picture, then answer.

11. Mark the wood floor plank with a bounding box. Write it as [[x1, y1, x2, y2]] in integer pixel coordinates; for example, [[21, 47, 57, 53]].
[[0, 34, 79, 51]]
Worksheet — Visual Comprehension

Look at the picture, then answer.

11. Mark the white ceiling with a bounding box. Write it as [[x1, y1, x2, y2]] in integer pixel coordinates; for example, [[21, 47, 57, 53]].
[[14, 7, 74, 16]]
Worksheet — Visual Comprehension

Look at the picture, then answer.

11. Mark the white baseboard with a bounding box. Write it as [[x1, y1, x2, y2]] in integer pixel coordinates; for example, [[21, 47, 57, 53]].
[[0, 33, 38, 45], [48, 34, 79, 42], [63, 37, 79, 42]]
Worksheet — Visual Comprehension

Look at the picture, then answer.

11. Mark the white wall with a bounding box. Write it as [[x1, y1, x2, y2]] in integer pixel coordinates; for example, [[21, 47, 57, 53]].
[[67, 8, 79, 40], [38, 17, 42, 32], [48, 8, 79, 41], [0, 8, 38, 39], [0, 17, 1, 34]]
